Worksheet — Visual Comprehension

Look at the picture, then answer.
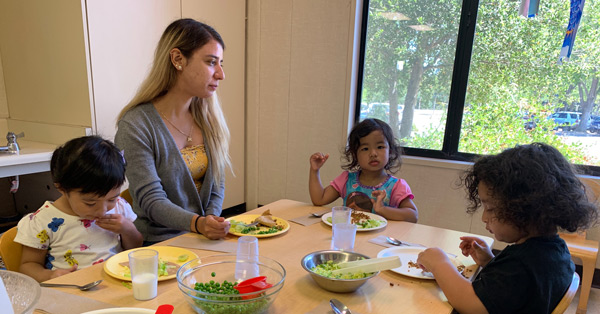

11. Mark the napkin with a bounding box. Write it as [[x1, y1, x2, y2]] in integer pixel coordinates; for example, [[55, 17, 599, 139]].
[[168, 234, 237, 253], [305, 300, 363, 314], [368, 235, 425, 248], [0, 276, 14, 314], [289, 214, 325, 226], [36, 287, 113, 314]]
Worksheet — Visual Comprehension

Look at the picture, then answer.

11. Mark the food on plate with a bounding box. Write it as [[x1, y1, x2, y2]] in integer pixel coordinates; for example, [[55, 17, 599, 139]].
[[252, 209, 277, 227], [229, 209, 286, 235], [310, 260, 374, 279], [407, 259, 466, 277], [193, 277, 269, 314], [230, 221, 283, 235], [119, 259, 181, 278], [326, 209, 384, 229]]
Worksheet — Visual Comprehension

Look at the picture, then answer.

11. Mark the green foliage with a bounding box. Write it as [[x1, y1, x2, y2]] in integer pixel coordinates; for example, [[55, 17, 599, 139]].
[[362, 0, 600, 166]]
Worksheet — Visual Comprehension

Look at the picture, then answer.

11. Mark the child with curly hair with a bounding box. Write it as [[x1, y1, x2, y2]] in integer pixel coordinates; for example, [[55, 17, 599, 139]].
[[417, 143, 598, 314], [309, 118, 417, 221]]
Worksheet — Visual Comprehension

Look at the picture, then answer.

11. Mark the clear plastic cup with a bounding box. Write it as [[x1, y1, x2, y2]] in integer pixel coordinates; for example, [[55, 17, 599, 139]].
[[235, 236, 259, 280], [128, 249, 158, 300], [332, 223, 357, 251], [331, 206, 352, 224]]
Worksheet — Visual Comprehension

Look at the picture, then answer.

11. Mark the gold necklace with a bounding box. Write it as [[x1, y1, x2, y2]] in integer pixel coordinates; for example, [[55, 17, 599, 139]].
[[160, 112, 193, 142]]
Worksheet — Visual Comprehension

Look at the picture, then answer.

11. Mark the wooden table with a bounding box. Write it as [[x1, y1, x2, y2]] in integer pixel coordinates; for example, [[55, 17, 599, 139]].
[[40, 199, 493, 313]]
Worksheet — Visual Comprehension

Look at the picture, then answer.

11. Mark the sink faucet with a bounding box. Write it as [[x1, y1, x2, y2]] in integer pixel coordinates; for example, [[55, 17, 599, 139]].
[[0, 132, 24, 154]]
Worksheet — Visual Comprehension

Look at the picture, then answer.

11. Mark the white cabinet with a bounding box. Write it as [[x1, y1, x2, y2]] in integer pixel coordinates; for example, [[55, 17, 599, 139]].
[[0, 0, 245, 208]]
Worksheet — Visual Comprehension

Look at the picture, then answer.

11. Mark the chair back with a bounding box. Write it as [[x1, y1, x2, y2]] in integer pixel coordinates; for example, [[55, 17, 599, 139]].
[[559, 177, 600, 241], [120, 189, 133, 205], [551, 272, 580, 314], [580, 177, 600, 206], [0, 226, 22, 271]]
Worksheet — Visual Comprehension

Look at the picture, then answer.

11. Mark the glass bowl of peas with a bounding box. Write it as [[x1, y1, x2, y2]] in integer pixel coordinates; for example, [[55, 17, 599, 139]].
[[176, 254, 286, 314]]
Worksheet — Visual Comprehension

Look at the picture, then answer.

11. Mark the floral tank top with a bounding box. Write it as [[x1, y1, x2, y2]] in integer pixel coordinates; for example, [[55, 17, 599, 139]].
[[180, 145, 208, 192]]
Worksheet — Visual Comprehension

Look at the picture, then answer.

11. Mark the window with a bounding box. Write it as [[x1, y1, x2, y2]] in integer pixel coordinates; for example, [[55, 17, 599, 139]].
[[357, 0, 600, 175]]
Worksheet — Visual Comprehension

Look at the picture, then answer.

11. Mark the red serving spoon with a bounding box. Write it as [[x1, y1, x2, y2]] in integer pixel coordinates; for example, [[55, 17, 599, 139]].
[[155, 304, 174, 314], [234, 276, 273, 299]]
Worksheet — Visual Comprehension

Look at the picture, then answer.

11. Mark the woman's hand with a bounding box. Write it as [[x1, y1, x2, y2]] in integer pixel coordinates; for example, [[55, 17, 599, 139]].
[[459, 236, 494, 267], [198, 215, 230, 239], [417, 247, 451, 273], [309, 152, 329, 171]]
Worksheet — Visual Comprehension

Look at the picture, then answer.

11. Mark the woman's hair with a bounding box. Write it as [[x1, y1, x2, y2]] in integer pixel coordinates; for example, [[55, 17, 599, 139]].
[[461, 142, 598, 235], [117, 18, 231, 182], [342, 118, 403, 173], [51, 136, 126, 196]]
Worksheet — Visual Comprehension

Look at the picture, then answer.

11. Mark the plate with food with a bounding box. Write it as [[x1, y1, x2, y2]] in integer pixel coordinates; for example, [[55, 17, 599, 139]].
[[376, 246, 465, 280], [227, 209, 290, 238], [104, 246, 197, 281], [321, 211, 387, 231]]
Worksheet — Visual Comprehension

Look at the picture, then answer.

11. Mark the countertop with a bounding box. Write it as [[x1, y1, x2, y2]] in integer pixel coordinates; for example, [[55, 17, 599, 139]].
[[0, 140, 57, 177]]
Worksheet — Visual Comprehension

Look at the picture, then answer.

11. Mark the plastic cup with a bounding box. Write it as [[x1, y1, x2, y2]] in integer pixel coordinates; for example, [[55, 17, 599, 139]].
[[235, 236, 259, 280], [331, 206, 352, 224], [128, 249, 158, 300], [332, 223, 357, 251]]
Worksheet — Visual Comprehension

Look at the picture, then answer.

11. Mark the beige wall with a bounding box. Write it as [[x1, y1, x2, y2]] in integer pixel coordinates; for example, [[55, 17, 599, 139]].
[[246, 0, 357, 208], [0, 0, 246, 208], [0, 0, 91, 144], [0, 50, 7, 135], [245, 0, 600, 268]]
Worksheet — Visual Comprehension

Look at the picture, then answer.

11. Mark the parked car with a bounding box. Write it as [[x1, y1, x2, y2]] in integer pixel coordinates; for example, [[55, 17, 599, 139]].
[[548, 111, 583, 131], [589, 116, 600, 133], [367, 102, 404, 121], [523, 113, 539, 130]]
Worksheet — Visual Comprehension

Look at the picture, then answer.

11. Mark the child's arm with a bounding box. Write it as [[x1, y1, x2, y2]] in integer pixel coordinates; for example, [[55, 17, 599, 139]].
[[20, 246, 78, 282], [417, 248, 489, 314], [309, 152, 340, 205], [371, 190, 418, 222], [459, 236, 494, 267], [96, 214, 143, 249]]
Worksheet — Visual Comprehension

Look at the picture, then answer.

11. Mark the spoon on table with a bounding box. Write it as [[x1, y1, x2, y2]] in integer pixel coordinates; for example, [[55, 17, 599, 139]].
[[386, 236, 403, 246], [40, 279, 102, 291], [330, 298, 353, 314], [310, 210, 329, 217]]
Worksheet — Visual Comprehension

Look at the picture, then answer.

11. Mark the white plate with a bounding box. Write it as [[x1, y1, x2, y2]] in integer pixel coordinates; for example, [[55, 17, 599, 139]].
[[83, 308, 154, 314], [321, 211, 387, 231], [377, 246, 464, 280]]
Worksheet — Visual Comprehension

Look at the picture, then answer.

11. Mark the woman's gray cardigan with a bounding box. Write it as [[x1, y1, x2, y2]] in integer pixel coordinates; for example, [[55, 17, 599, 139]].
[[115, 103, 225, 242]]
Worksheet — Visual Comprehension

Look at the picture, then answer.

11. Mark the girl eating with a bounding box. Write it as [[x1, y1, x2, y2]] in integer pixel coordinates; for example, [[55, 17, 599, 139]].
[[417, 143, 598, 314], [309, 118, 417, 222], [15, 136, 142, 282]]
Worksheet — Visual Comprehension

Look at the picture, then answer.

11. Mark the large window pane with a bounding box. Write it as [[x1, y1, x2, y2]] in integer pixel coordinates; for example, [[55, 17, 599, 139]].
[[461, 1, 600, 166], [359, 0, 462, 150]]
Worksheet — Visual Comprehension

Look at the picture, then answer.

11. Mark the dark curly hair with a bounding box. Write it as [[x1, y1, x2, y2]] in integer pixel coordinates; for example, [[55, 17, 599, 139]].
[[341, 118, 403, 173], [461, 143, 598, 236]]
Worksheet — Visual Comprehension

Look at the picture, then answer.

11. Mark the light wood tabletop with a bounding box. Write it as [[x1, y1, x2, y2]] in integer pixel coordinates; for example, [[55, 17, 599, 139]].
[[38, 199, 494, 313]]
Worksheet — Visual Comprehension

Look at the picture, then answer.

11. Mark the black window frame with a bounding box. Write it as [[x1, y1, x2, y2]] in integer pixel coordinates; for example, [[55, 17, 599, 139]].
[[355, 0, 600, 176]]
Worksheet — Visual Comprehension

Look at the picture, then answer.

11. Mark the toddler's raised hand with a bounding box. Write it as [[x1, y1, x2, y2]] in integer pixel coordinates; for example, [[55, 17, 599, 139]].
[[459, 236, 494, 266], [309, 152, 329, 171], [371, 190, 386, 212], [96, 213, 131, 234]]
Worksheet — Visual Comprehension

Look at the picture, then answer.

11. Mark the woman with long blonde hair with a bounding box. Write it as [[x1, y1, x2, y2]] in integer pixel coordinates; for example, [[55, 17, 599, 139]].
[[115, 18, 231, 243]]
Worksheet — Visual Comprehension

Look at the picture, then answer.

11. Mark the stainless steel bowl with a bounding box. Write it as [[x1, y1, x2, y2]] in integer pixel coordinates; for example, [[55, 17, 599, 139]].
[[300, 250, 378, 293]]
